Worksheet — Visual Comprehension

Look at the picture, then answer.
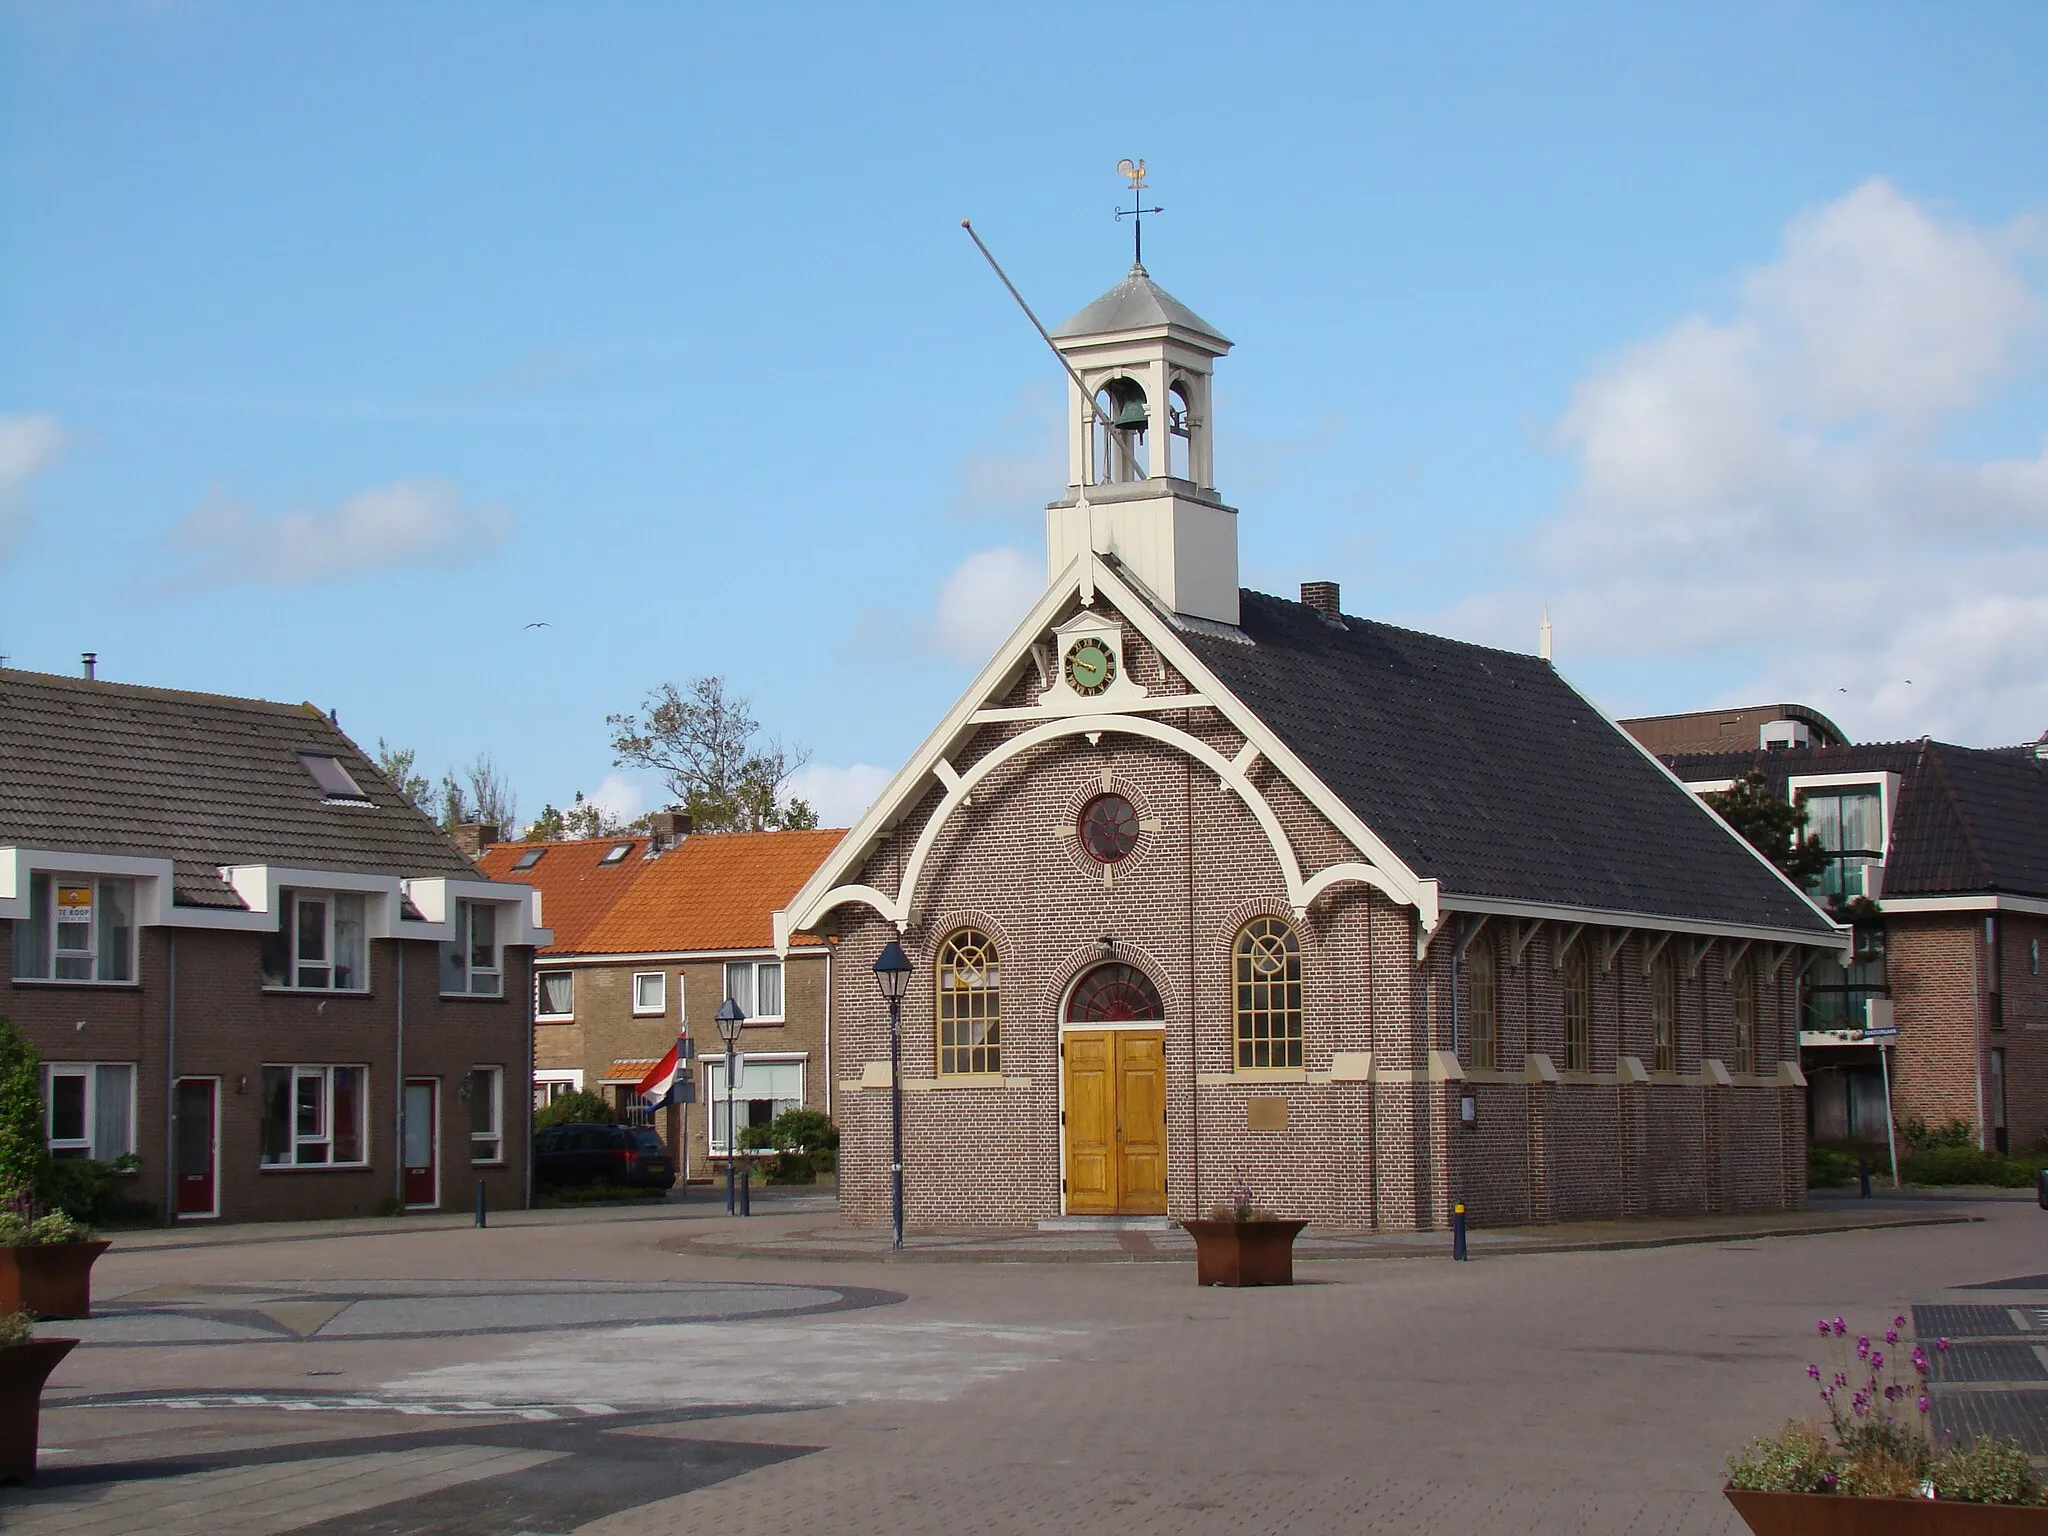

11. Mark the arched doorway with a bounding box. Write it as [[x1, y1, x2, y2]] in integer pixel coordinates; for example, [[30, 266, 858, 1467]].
[[1062, 963, 1168, 1217]]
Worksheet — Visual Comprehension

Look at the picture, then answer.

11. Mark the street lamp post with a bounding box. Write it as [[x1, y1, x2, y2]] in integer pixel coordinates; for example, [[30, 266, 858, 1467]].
[[715, 996, 745, 1216], [873, 940, 912, 1251]]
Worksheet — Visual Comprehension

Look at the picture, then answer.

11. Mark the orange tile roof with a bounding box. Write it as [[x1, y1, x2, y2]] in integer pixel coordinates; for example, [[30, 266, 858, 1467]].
[[577, 828, 844, 955], [474, 836, 654, 954]]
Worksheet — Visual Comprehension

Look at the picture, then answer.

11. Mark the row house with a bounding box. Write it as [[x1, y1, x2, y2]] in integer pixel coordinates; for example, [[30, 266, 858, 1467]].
[[0, 667, 548, 1222]]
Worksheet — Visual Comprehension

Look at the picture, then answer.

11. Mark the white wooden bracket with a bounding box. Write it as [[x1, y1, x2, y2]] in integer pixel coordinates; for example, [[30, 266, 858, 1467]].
[[1639, 930, 1674, 978], [1551, 923, 1585, 971]]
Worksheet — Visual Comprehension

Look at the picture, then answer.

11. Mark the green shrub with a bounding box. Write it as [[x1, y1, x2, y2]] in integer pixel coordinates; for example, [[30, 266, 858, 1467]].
[[40, 1155, 152, 1225], [1901, 1116, 1975, 1152], [1902, 1145, 2038, 1187], [0, 1310, 33, 1347], [0, 1197, 89, 1246], [1932, 1437, 2046, 1504], [761, 1151, 817, 1185], [738, 1109, 838, 1175], [534, 1090, 616, 1130], [1726, 1421, 1840, 1494], [0, 1019, 46, 1202]]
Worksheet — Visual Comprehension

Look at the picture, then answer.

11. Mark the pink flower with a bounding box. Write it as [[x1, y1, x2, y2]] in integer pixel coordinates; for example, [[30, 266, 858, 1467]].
[[1834, 1318, 1848, 1335], [1819, 1319, 1833, 1335], [1809, 1364, 1822, 1381], [1872, 1351, 1884, 1371], [1937, 1337, 1950, 1352], [1918, 1395, 1931, 1414], [1885, 1328, 1900, 1345], [1858, 1336, 1871, 1360], [1894, 1314, 1907, 1329]]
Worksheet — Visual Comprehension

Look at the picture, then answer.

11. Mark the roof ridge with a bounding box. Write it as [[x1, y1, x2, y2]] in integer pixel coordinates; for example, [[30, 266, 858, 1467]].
[[0, 668, 355, 719], [1240, 588, 1552, 667]]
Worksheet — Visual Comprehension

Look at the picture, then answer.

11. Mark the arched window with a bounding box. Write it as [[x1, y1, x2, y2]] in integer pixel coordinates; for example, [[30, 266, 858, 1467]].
[[1067, 963, 1164, 1023], [1652, 951, 1677, 1074], [1467, 940, 1498, 1071], [937, 930, 1001, 1076], [1234, 918, 1303, 1069], [1731, 957, 1756, 1076], [1563, 949, 1590, 1073]]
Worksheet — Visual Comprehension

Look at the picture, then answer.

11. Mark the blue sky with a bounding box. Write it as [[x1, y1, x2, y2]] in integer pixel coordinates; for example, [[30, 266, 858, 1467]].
[[4, 3, 2046, 828]]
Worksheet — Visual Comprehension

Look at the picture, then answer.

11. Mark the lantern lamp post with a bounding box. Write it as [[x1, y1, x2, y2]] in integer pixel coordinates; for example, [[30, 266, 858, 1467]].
[[872, 939, 912, 1250], [715, 995, 745, 1215]]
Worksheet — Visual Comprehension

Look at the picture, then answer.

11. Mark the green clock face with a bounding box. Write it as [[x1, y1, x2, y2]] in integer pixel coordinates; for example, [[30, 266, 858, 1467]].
[[1065, 638, 1116, 696]]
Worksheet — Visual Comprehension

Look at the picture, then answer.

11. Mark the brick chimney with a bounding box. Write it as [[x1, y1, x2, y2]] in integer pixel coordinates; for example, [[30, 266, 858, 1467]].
[[452, 821, 500, 858], [1300, 581, 1342, 622], [647, 807, 692, 853]]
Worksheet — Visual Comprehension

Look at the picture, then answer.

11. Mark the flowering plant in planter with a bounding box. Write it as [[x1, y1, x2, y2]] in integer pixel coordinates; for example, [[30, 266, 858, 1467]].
[[0, 1194, 91, 1248], [1726, 1314, 2044, 1510], [0, 1194, 108, 1321], [1207, 1184, 1279, 1222]]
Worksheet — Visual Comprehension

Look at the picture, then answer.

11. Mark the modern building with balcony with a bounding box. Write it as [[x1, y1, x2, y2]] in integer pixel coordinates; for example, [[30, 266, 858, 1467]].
[[1639, 714, 2048, 1156]]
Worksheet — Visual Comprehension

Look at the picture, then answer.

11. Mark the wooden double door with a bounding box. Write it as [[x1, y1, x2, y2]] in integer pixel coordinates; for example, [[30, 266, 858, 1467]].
[[1062, 1030, 1167, 1215]]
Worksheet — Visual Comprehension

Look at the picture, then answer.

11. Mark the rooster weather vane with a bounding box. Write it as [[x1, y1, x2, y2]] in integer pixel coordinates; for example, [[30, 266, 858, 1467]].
[[1114, 158, 1162, 270]]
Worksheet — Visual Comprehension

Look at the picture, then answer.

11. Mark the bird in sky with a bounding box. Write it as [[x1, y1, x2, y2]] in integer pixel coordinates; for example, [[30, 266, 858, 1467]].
[[524, 622, 551, 630]]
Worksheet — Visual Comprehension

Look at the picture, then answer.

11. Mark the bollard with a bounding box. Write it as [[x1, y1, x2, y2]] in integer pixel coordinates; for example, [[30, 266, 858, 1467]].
[[740, 1165, 752, 1217], [474, 1177, 487, 1228], [1859, 1155, 1872, 1200], [2038, 1166, 2047, 1211], [1452, 1201, 1468, 1261]]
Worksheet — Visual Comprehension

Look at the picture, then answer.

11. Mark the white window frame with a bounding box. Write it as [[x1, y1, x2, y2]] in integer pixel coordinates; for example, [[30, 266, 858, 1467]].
[[532, 1069, 583, 1109], [440, 900, 503, 997], [466, 1065, 505, 1165], [705, 1052, 806, 1155], [1787, 772, 1902, 860], [259, 1064, 370, 1169], [11, 874, 138, 985], [632, 971, 667, 1017], [535, 968, 575, 1020], [42, 1062, 138, 1161], [722, 959, 785, 1022], [263, 889, 370, 993]]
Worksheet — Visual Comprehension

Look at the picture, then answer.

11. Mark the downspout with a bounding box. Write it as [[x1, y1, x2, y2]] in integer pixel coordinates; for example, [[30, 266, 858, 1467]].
[[823, 943, 833, 1120], [523, 947, 535, 1210], [1974, 920, 1987, 1152], [162, 933, 177, 1224], [1186, 754, 1199, 1218], [394, 943, 406, 1208]]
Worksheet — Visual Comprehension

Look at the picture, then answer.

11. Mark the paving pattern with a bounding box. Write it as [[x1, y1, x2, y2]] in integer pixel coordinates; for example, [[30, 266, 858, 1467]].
[[1917, 1292, 2048, 1459]]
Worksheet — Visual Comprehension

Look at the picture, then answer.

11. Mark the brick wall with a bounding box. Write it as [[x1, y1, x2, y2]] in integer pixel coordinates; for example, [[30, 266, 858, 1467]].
[[816, 592, 1807, 1231], [4, 921, 531, 1222]]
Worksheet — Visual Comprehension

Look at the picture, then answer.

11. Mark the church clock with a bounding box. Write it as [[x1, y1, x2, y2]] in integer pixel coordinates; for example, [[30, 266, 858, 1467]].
[[1064, 638, 1116, 696]]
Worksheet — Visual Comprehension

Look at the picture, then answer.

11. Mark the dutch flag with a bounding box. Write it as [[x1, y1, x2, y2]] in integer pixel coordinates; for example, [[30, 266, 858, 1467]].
[[637, 1035, 693, 1110]]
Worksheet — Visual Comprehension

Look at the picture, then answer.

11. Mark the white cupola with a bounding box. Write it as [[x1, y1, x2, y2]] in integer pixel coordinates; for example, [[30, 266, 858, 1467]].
[[1045, 265, 1239, 626]]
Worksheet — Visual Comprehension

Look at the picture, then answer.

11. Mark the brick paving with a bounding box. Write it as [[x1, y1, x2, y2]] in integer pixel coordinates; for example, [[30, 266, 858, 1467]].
[[3, 1194, 2042, 1534]]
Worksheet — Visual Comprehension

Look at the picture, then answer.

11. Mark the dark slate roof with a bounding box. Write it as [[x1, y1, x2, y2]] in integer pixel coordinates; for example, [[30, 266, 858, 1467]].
[[1051, 266, 1231, 349], [0, 669, 478, 906], [1178, 590, 1835, 936], [1666, 741, 2048, 900]]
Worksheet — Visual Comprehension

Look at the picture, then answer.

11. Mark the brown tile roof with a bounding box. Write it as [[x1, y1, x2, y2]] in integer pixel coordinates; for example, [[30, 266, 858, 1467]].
[[0, 668, 477, 904], [578, 829, 843, 955], [474, 836, 654, 953]]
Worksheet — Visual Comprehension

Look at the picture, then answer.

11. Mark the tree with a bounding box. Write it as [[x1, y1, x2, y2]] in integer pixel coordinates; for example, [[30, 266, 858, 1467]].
[[0, 1017, 48, 1202], [1702, 772, 1830, 891], [374, 739, 435, 815], [607, 676, 818, 832], [525, 790, 629, 842], [439, 753, 518, 833]]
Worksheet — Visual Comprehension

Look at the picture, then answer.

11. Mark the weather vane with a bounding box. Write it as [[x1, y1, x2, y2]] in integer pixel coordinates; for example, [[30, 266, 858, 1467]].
[[1114, 158, 1162, 271]]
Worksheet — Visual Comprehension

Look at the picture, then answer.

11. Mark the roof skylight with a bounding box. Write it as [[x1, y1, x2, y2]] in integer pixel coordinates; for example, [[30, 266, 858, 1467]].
[[600, 842, 634, 865], [513, 848, 545, 871], [297, 752, 369, 802]]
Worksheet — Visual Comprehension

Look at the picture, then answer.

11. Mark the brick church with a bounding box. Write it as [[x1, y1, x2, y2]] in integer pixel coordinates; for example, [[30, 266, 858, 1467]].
[[777, 257, 1845, 1231]]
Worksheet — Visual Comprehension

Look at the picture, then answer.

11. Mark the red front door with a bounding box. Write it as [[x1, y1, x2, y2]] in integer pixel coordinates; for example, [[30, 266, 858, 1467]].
[[175, 1077, 217, 1217], [403, 1079, 438, 1208]]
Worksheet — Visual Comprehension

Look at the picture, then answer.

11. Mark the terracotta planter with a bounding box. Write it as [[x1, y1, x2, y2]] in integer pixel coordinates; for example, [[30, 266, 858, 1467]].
[[0, 1240, 111, 1320], [1727, 1487, 2048, 1534], [1179, 1218, 1308, 1286], [0, 1338, 77, 1485]]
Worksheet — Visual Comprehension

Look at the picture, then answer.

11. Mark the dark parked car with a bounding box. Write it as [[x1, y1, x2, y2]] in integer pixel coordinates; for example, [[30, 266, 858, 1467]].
[[533, 1123, 676, 1191]]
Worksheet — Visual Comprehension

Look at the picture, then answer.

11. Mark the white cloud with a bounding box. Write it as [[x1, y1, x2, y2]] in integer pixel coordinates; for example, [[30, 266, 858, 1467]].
[[931, 545, 1043, 663], [162, 475, 513, 588], [587, 773, 647, 827], [784, 761, 892, 828], [0, 414, 67, 556], [1431, 178, 2048, 745]]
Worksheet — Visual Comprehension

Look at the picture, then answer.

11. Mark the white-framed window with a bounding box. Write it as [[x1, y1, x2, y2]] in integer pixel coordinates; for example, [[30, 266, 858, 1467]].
[[260, 890, 368, 991], [633, 971, 667, 1016], [466, 1066, 504, 1163], [536, 969, 574, 1020], [43, 1063, 136, 1161], [723, 960, 784, 1021], [532, 1069, 583, 1109], [260, 1065, 368, 1166], [706, 1054, 804, 1154], [440, 900, 502, 997], [10, 875, 136, 984]]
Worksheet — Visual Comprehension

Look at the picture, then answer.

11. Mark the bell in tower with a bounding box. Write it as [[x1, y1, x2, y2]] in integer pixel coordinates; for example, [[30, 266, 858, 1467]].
[[1043, 164, 1239, 626]]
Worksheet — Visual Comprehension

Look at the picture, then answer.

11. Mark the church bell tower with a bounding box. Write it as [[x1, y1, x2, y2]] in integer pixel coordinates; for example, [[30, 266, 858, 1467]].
[[1045, 248, 1239, 626]]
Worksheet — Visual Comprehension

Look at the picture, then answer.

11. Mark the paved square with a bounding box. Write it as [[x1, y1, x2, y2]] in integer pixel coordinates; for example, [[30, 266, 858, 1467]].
[[5, 1192, 2042, 1534]]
